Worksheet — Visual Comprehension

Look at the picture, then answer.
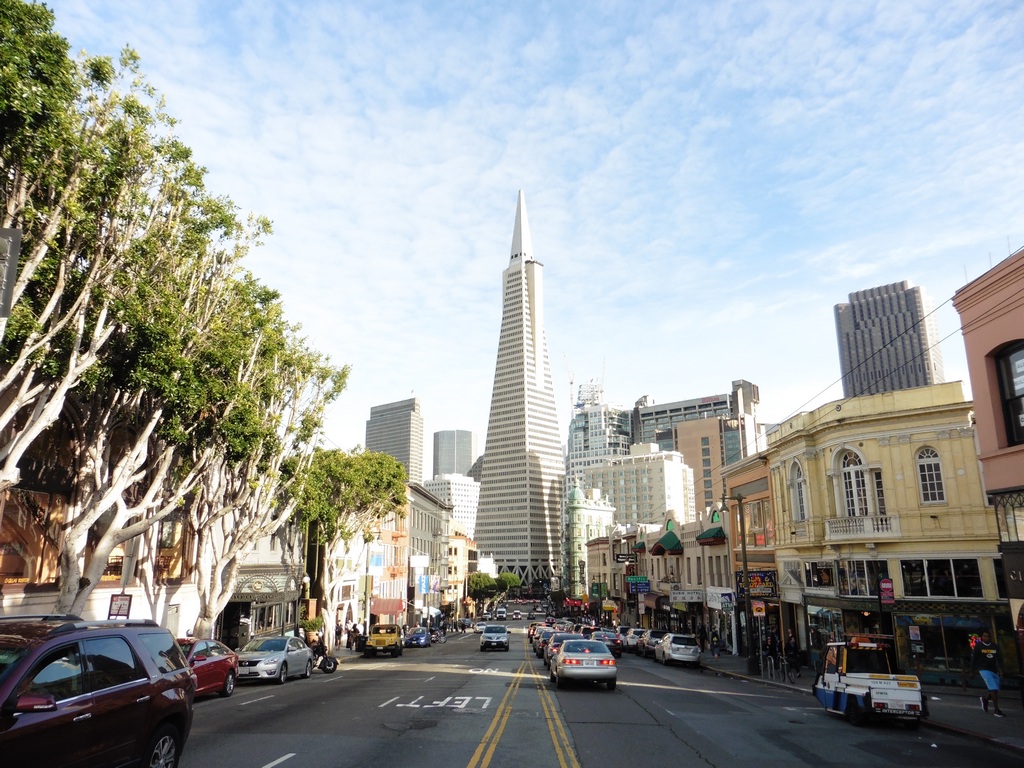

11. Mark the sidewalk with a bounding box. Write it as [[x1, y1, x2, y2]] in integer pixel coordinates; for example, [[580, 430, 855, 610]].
[[703, 652, 1024, 754]]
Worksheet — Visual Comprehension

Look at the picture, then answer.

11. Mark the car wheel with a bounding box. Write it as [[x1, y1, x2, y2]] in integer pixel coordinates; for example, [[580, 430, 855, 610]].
[[555, 673, 563, 689], [276, 663, 288, 684], [219, 671, 236, 698], [549, 667, 556, 682], [607, 679, 616, 691], [143, 723, 180, 768], [845, 698, 866, 726], [504, 646, 509, 652], [303, 659, 313, 678]]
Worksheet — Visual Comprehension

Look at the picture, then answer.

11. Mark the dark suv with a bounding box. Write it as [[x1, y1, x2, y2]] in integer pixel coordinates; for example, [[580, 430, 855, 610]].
[[0, 615, 195, 768]]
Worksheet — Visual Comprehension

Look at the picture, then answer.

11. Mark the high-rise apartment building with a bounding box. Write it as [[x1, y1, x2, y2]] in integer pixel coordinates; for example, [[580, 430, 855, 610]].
[[584, 444, 696, 526], [835, 280, 945, 398], [365, 398, 424, 483], [475, 191, 565, 588], [564, 380, 632, 492], [432, 430, 477, 478], [423, 473, 480, 540]]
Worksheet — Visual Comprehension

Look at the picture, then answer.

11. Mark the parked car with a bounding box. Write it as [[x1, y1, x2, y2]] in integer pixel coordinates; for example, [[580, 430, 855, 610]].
[[237, 635, 314, 682], [474, 621, 486, 634], [545, 632, 584, 668], [654, 633, 702, 668], [480, 624, 510, 652], [177, 637, 239, 697], [637, 629, 669, 658], [0, 615, 196, 768], [404, 627, 431, 648], [549, 639, 618, 690], [623, 627, 646, 653], [363, 624, 403, 657], [590, 630, 623, 658]]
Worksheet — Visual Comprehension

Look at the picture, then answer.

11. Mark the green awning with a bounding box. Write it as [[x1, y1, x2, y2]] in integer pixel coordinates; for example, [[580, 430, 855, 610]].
[[632, 541, 646, 552], [650, 530, 684, 555], [696, 526, 727, 546]]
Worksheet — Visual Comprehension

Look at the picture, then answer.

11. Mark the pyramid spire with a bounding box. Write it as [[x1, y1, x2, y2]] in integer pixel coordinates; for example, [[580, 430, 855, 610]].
[[509, 189, 534, 262]]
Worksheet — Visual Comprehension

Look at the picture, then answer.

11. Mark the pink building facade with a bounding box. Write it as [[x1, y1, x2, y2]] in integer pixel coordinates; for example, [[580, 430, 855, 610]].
[[953, 246, 1024, 675]]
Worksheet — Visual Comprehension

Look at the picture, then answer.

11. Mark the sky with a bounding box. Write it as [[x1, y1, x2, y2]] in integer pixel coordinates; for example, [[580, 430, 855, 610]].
[[45, 1, 1024, 478]]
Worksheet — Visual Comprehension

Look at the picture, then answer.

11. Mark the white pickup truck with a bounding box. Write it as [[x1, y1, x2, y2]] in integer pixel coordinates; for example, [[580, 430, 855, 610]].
[[813, 639, 926, 729]]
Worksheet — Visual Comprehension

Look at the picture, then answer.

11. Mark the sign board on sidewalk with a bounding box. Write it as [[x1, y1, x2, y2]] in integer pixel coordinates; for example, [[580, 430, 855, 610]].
[[107, 593, 132, 619]]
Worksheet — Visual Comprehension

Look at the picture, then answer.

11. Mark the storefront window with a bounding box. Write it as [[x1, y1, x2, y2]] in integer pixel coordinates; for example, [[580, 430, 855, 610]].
[[804, 560, 836, 589], [894, 613, 993, 673], [837, 559, 888, 596], [807, 605, 842, 652], [0, 490, 65, 585], [901, 558, 982, 598]]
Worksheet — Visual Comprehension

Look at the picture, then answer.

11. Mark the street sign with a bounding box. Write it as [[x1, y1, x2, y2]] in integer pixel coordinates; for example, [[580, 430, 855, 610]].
[[625, 575, 647, 582], [614, 553, 637, 564], [627, 580, 650, 594], [879, 577, 895, 607]]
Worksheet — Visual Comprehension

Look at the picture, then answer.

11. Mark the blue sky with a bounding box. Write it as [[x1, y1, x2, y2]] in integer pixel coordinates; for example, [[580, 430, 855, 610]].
[[47, 1, 1024, 477]]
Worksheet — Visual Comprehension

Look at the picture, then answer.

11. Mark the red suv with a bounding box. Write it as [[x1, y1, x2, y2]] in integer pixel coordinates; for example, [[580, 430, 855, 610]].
[[0, 615, 195, 767]]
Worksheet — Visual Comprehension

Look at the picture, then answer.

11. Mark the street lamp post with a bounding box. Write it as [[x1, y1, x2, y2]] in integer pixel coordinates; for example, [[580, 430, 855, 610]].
[[732, 492, 759, 675]]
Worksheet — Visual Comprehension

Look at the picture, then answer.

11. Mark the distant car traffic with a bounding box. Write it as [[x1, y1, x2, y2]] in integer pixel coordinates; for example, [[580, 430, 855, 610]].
[[404, 627, 431, 648], [549, 639, 618, 690], [653, 633, 702, 667], [237, 636, 314, 683], [177, 637, 239, 697], [623, 627, 646, 653], [590, 630, 623, 658]]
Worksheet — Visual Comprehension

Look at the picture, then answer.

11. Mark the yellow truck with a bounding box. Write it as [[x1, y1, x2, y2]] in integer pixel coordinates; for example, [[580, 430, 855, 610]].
[[364, 623, 403, 658]]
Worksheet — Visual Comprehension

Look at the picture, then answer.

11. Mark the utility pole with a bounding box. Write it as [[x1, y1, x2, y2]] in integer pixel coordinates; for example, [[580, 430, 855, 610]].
[[732, 491, 759, 675]]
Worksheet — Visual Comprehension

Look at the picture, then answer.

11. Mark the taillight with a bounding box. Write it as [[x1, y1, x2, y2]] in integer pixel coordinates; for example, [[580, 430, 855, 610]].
[[564, 658, 582, 665]]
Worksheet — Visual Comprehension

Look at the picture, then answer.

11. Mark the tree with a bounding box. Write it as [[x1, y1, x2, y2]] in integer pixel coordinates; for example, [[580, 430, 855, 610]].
[[496, 572, 521, 595], [293, 449, 407, 652], [468, 572, 497, 602]]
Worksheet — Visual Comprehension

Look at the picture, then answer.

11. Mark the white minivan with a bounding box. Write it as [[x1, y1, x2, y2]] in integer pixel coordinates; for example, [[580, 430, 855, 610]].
[[496, 607, 507, 620]]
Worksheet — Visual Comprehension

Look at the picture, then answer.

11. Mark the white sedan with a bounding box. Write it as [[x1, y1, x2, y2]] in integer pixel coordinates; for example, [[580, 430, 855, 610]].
[[549, 639, 617, 690]]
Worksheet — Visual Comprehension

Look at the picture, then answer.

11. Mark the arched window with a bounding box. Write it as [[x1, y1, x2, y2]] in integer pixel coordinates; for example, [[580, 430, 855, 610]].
[[791, 462, 807, 521], [916, 447, 946, 503], [840, 451, 869, 517]]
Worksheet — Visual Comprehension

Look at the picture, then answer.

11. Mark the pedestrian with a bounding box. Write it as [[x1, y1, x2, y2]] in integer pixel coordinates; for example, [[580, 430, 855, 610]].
[[698, 623, 708, 652], [971, 630, 1005, 717], [784, 629, 801, 677], [710, 630, 720, 659]]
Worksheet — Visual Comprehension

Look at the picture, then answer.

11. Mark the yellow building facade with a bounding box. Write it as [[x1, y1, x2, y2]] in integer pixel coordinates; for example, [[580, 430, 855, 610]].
[[766, 382, 1011, 685]]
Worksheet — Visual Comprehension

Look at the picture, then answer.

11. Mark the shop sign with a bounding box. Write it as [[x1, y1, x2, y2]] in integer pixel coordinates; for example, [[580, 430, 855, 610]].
[[879, 577, 895, 606], [734, 569, 778, 598]]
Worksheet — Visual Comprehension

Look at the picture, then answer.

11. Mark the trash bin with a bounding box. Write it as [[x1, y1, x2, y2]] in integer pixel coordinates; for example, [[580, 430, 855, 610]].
[[354, 635, 367, 653]]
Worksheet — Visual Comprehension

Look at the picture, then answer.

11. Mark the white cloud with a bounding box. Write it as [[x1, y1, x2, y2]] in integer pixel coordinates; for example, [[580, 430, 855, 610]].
[[45, 0, 1024, 474]]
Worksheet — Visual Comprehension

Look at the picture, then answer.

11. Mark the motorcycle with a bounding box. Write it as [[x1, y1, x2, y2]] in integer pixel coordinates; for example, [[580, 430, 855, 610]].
[[430, 629, 447, 645], [311, 644, 338, 673]]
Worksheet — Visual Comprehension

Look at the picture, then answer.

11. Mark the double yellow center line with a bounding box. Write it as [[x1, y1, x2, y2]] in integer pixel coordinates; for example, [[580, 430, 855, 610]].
[[466, 654, 578, 768]]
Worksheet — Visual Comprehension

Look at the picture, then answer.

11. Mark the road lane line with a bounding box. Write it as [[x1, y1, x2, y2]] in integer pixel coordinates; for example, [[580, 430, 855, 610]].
[[260, 754, 295, 767], [534, 665, 578, 768], [465, 661, 527, 768]]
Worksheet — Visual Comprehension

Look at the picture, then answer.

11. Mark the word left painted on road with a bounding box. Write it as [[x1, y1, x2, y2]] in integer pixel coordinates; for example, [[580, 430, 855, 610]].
[[379, 696, 492, 709]]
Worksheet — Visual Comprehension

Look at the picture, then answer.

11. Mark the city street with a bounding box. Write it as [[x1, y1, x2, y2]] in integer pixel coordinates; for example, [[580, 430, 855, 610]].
[[179, 623, 1023, 768]]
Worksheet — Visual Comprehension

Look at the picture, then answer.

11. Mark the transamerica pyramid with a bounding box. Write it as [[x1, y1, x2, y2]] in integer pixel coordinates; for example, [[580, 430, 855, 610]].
[[475, 191, 565, 590]]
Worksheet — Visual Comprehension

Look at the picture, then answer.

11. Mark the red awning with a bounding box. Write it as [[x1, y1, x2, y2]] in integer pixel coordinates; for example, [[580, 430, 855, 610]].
[[371, 598, 405, 616]]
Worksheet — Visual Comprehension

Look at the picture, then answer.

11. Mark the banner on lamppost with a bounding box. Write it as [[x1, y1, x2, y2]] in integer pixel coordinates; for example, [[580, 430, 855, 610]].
[[0, 228, 23, 336]]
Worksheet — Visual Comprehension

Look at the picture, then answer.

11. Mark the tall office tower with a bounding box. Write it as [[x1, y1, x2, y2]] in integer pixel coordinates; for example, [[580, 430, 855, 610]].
[[432, 430, 477, 478], [476, 191, 565, 589], [365, 397, 424, 483], [564, 380, 632, 494], [423, 473, 481, 540], [584, 444, 696, 525], [835, 280, 945, 398], [633, 380, 760, 453]]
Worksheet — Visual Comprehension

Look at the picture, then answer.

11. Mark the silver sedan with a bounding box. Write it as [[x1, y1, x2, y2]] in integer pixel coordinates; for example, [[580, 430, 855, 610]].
[[236, 636, 314, 684], [653, 632, 702, 668], [549, 639, 618, 690]]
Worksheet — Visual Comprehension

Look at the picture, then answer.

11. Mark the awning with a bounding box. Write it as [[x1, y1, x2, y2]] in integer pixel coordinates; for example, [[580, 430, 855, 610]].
[[643, 593, 670, 610], [633, 541, 646, 552], [696, 526, 727, 546], [371, 597, 405, 616], [650, 530, 684, 555]]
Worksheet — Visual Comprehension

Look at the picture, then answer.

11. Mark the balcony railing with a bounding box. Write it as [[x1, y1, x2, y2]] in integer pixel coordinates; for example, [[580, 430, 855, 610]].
[[825, 515, 901, 542]]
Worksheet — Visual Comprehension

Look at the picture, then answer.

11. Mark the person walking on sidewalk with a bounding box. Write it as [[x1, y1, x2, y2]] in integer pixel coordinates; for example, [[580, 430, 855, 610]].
[[971, 630, 1005, 717]]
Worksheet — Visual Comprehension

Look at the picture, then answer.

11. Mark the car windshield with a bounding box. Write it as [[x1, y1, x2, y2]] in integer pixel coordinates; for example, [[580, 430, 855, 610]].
[[242, 638, 286, 653], [671, 636, 698, 646], [411, 628, 427, 635], [485, 626, 505, 633], [372, 626, 397, 636]]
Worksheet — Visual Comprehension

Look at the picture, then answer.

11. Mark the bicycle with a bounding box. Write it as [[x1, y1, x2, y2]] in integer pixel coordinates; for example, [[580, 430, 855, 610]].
[[779, 654, 797, 683], [430, 629, 447, 644]]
